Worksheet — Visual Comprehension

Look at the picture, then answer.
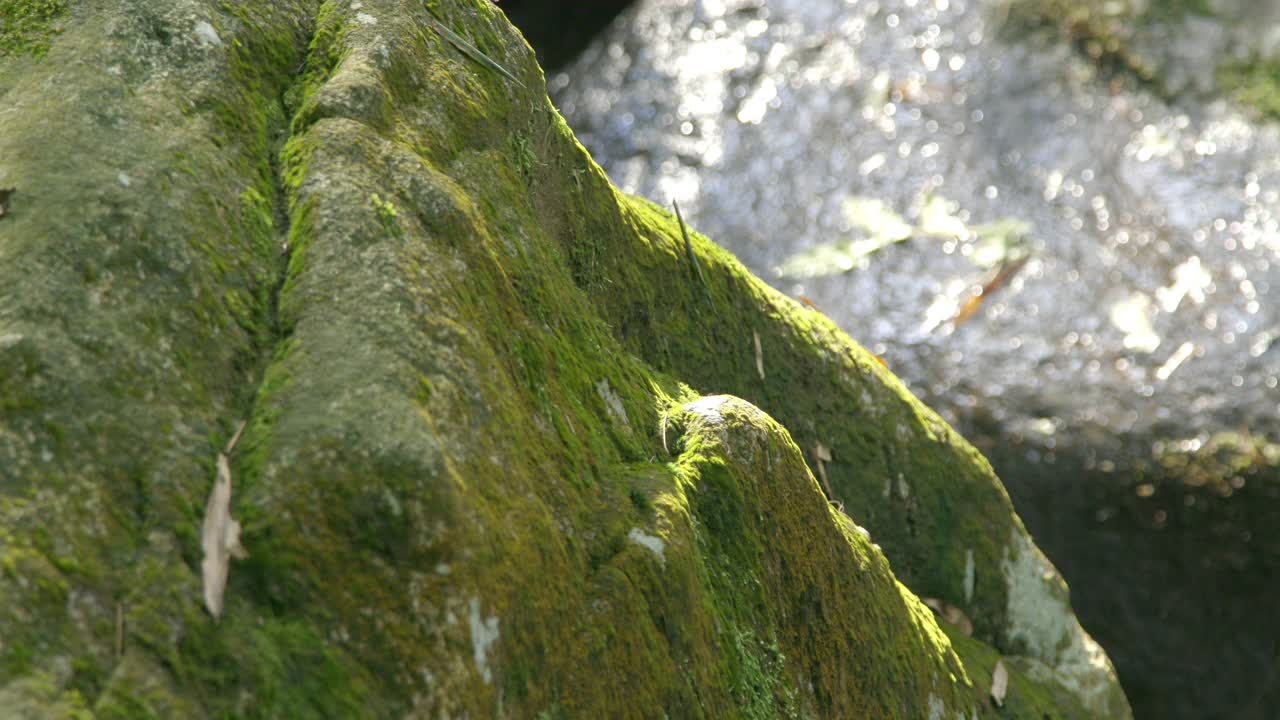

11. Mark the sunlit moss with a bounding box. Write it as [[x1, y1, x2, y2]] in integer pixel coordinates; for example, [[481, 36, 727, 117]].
[[0, 0, 66, 59], [0, 0, 1127, 716], [1217, 57, 1280, 121]]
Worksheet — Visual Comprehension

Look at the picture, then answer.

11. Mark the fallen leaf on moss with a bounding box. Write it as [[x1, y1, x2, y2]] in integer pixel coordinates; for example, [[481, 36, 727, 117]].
[[202, 453, 248, 620], [992, 659, 1009, 707], [813, 441, 837, 504], [922, 597, 974, 636]]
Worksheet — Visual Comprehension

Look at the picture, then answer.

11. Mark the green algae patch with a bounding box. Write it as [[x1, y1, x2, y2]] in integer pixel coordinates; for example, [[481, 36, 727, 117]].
[[0, 0, 66, 59], [1218, 57, 1280, 122], [0, 0, 1129, 717], [670, 396, 978, 719]]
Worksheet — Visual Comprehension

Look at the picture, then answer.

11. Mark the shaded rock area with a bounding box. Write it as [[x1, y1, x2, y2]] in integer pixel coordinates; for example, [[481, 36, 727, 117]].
[[499, 0, 635, 70], [550, 0, 1280, 717], [984, 432, 1280, 719], [0, 0, 1127, 717]]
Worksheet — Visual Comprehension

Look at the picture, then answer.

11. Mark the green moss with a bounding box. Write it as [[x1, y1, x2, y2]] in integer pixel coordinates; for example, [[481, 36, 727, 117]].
[[369, 192, 402, 237], [944, 625, 1091, 719], [175, 618, 374, 719], [0, 0, 66, 59], [0, 0, 1125, 717], [586, 190, 1015, 643], [726, 628, 806, 720], [0, 671, 93, 719], [511, 130, 537, 185], [288, 0, 358, 133], [0, 548, 69, 676], [1218, 57, 1280, 121], [1146, 0, 1214, 18]]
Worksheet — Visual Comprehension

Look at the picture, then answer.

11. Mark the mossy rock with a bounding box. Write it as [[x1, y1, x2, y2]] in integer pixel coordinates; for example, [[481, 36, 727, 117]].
[[0, 0, 1129, 717], [1006, 0, 1280, 113]]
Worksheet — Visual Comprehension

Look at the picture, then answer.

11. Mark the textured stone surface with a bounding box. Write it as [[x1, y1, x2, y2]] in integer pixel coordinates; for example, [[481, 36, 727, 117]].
[[0, 1, 1126, 717]]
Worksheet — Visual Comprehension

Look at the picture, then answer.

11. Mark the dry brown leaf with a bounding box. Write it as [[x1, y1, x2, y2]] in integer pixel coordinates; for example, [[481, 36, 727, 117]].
[[922, 597, 974, 636], [202, 453, 247, 620], [752, 330, 765, 380], [813, 441, 836, 503], [991, 659, 1009, 707], [954, 292, 985, 325]]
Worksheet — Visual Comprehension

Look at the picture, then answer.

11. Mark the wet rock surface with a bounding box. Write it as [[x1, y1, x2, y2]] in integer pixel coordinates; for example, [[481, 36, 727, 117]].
[[553, 0, 1280, 716]]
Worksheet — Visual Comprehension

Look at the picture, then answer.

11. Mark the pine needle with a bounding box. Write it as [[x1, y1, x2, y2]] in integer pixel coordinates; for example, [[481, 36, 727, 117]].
[[425, 12, 524, 88], [672, 201, 710, 300]]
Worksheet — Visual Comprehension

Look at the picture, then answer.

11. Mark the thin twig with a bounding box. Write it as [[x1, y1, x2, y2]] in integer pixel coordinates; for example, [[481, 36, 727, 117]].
[[224, 420, 246, 455], [115, 602, 124, 659], [425, 12, 524, 88], [955, 255, 1029, 326], [672, 201, 710, 299]]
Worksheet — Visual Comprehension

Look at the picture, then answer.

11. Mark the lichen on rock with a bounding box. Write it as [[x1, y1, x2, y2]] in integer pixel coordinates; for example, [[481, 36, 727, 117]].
[[0, 0, 1129, 717]]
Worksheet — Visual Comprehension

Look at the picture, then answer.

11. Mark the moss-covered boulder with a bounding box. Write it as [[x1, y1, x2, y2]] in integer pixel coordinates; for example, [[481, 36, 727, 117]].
[[0, 0, 1130, 717]]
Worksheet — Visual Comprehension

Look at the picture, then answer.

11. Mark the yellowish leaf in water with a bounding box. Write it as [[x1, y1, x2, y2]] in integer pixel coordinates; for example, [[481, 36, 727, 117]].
[[918, 193, 968, 239], [775, 197, 913, 279], [841, 196, 912, 242]]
